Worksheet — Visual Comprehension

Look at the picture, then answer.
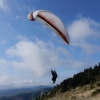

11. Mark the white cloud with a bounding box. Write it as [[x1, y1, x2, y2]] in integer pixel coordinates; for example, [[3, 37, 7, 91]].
[[0, 0, 9, 12], [0, 38, 69, 89], [68, 17, 100, 42], [68, 59, 86, 68], [0, 59, 8, 68], [6, 39, 64, 77], [68, 17, 100, 54], [0, 75, 37, 89]]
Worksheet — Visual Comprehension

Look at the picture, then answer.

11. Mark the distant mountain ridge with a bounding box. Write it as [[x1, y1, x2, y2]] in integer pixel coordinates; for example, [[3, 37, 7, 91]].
[[0, 87, 52, 100], [0, 85, 52, 97]]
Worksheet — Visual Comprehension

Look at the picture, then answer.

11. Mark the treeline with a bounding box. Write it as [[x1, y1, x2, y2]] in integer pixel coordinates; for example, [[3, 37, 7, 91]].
[[59, 63, 100, 92], [38, 62, 100, 99]]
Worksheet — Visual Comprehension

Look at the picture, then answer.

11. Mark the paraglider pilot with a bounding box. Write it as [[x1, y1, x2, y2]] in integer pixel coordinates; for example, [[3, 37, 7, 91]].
[[51, 69, 57, 84]]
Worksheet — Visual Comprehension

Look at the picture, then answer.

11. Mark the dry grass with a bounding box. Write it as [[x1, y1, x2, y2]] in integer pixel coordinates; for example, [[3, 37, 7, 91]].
[[46, 81, 100, 100]]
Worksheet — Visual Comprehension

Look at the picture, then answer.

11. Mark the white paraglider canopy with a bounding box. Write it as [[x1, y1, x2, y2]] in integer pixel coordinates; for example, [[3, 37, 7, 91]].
[[27, 10, 70, 44]]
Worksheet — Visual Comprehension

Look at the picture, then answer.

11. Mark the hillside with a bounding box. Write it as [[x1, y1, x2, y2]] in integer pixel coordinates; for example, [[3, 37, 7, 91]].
[[36, 62, 100, 100], [42, 81, 100, 100]]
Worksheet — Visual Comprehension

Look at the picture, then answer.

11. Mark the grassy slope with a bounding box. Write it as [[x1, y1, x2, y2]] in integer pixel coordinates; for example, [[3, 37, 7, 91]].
[[44, 81, 100, 100]]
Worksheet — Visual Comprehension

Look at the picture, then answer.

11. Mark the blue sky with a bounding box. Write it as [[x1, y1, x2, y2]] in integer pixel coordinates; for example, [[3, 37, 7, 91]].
[[0, 0, 100, 89]]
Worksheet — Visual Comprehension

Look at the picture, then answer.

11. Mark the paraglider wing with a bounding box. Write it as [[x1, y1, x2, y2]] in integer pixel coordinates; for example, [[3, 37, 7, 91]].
[[27, 10, 70, 44]]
